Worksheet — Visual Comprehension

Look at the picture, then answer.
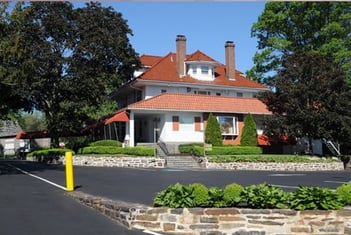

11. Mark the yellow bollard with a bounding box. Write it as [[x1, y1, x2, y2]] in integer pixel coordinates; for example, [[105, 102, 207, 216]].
[[65, 151, 74, 192]]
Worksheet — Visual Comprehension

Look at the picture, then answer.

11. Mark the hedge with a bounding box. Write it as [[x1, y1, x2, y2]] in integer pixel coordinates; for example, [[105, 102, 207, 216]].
[[27, 148, 74, 158], [78, 146, 155, 156]]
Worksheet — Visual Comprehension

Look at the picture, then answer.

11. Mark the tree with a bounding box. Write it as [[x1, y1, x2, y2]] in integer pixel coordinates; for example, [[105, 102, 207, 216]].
[[0, 2, 31, 120], [240, 113, 258, 146], [260, 51, 351, 153], [17, 112, 47, 132], [205, 113, 222, 146], [5, 2, 141, 146], [248, 2, 351, 86]]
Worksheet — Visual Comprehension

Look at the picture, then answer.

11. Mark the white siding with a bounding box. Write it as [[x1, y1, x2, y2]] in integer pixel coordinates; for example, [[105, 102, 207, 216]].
[[159, 112, 204, 143]]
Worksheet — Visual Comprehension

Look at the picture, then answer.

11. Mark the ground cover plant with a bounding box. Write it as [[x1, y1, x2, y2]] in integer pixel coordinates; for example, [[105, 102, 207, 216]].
[[153, 182, 350, 210]]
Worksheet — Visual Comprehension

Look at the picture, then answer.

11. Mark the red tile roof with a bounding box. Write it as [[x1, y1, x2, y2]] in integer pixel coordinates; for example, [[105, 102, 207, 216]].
[[186, 50, 218, 63], [140, 55, 163, 67], [128, 93, 271, 114], [138, 53, 267, 90]]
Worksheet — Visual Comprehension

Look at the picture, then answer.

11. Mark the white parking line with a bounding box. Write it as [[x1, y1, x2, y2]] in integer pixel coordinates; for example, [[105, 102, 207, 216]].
[[143, 230, 164, 235], [7, 163, 67, 191], [269, 174, 305, 177]]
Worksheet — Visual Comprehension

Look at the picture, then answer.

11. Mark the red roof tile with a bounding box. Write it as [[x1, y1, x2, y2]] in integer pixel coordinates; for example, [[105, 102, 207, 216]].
[[139, 53, 267, 90], [186, 50, 218, 63], [128, 93, 271, 114], [140, 54, 163, 66]]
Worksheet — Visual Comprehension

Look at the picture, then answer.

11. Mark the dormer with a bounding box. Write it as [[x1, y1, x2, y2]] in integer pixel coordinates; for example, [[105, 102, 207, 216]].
[[185, 50, 219, 81]]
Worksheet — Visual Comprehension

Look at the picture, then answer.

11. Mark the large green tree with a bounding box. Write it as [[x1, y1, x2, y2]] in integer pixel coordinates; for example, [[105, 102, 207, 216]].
[[0, 2, 31, 120], [4, 2, 140, 145], [248, 2, 351, 86], [260, 51, 351, 154]]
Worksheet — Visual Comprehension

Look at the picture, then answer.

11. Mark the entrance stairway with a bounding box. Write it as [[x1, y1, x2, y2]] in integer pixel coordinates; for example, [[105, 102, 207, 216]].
[[164, 155, 204, 169], [155, 142, 204, 169], [323, 139, 341, 156]]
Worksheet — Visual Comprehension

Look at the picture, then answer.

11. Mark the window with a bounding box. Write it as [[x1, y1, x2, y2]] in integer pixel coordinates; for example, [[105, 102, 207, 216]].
[[172, 116, 179, 131], [196, 90, 211, 95], [216, 92, 221, 96], [161, 89, 167, 93], [192, 65, 197, 74], [237, 92, 243, 97], [217, 116, 238, 135], [201, 65, 209, 75]]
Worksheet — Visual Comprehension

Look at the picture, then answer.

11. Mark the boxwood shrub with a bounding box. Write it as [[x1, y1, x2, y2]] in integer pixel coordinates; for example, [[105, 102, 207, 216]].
[[27, 148, 74, 163], [179, 143, 262, 157], [79, 146, 155, 156], [27, 148, 74, 158], [88, 140, 122, 147]]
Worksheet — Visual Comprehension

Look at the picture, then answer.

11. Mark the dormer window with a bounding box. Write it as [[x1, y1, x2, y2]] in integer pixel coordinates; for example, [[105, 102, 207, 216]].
[[201, 65, 209, 75], [191, 65, 197, 75], [187, 62, 216, 81]]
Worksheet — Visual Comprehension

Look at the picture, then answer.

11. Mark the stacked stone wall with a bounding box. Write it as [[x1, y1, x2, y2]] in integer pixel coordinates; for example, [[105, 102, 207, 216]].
[[58, 155, 344, 171], [68, 191, 351, 235]]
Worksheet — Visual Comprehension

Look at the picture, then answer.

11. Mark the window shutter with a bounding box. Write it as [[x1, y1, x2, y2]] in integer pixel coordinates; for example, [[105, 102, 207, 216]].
[[194, 116, 201, 131], [172, 116, 179, 131]]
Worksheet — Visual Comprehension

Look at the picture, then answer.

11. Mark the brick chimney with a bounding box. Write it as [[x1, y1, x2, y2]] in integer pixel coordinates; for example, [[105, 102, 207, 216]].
[[176, 35, 186, 77], [225, 41, 235, 80]]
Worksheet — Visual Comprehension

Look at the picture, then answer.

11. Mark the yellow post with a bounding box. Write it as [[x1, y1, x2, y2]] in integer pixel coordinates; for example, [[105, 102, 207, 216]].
[[65, 151, 74, 192]]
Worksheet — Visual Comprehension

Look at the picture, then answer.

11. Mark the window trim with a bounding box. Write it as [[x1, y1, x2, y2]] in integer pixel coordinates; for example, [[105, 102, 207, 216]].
[[217, 116, 239, 136]]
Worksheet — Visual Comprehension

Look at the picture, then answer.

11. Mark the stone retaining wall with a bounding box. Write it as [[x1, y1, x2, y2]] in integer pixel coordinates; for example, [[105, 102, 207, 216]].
[[68, 191, 351, 235], [206, 161, 345, 171], [61, 155, 166, 168], [62, 155, 344, 171]]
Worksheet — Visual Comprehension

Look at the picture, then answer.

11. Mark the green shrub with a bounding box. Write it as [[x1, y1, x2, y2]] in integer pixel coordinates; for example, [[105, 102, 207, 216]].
[[79, 146, 155, 156], [207, 146, 262, 155], [336, 183, 351, 205], [179, 143, 203, 154], [89, 140, 122, 147], [208, 187, 226, 208], [240, 113, 258, 146], [223, 183, 244, 206], [27, 148, 74, 158], [289, 186, 343, 210], [190, 183, 210, 207], [153, 183, 194, 208], [205, 113, 222, 146], [207, 154, 332, 163], [241, 183, 289, 209]]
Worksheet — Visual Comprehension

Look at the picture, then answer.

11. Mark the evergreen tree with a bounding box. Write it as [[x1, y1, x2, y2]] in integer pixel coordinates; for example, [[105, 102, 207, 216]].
[[240, 113, 258, 146], [205, 113, 222, 146]]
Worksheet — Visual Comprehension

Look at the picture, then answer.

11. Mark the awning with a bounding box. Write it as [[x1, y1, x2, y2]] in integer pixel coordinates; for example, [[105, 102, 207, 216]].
[[258, 135, 296, 146], [104, 111, 129, 125], [16, 130, 49, 139]]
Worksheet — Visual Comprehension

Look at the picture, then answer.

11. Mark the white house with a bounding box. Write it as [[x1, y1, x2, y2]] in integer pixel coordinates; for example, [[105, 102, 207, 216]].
[[96, 35, 273, 153]]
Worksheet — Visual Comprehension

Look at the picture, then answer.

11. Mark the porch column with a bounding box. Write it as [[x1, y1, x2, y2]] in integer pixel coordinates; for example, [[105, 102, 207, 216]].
[[129, 112, 135, 147]]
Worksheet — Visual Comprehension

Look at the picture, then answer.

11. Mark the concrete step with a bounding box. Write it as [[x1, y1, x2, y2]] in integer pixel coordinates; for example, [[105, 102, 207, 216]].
[[165, 156, 203, 169]]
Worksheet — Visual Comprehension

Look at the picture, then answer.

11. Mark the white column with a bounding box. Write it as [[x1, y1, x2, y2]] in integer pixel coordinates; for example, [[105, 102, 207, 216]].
[[129, 112, 135, 147]]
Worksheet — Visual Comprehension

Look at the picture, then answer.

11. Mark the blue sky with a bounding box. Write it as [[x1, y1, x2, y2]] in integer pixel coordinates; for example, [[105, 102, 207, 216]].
[[99, 2, 266, 74]]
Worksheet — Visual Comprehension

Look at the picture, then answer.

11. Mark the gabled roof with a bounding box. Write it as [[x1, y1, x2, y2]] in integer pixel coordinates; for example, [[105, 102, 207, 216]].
[[186, 50, 218, 63], [140, 55, 163, 67], [0, 121, 22, 138], [138, 53, 267, 89], [128, 93, 271, 114]]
